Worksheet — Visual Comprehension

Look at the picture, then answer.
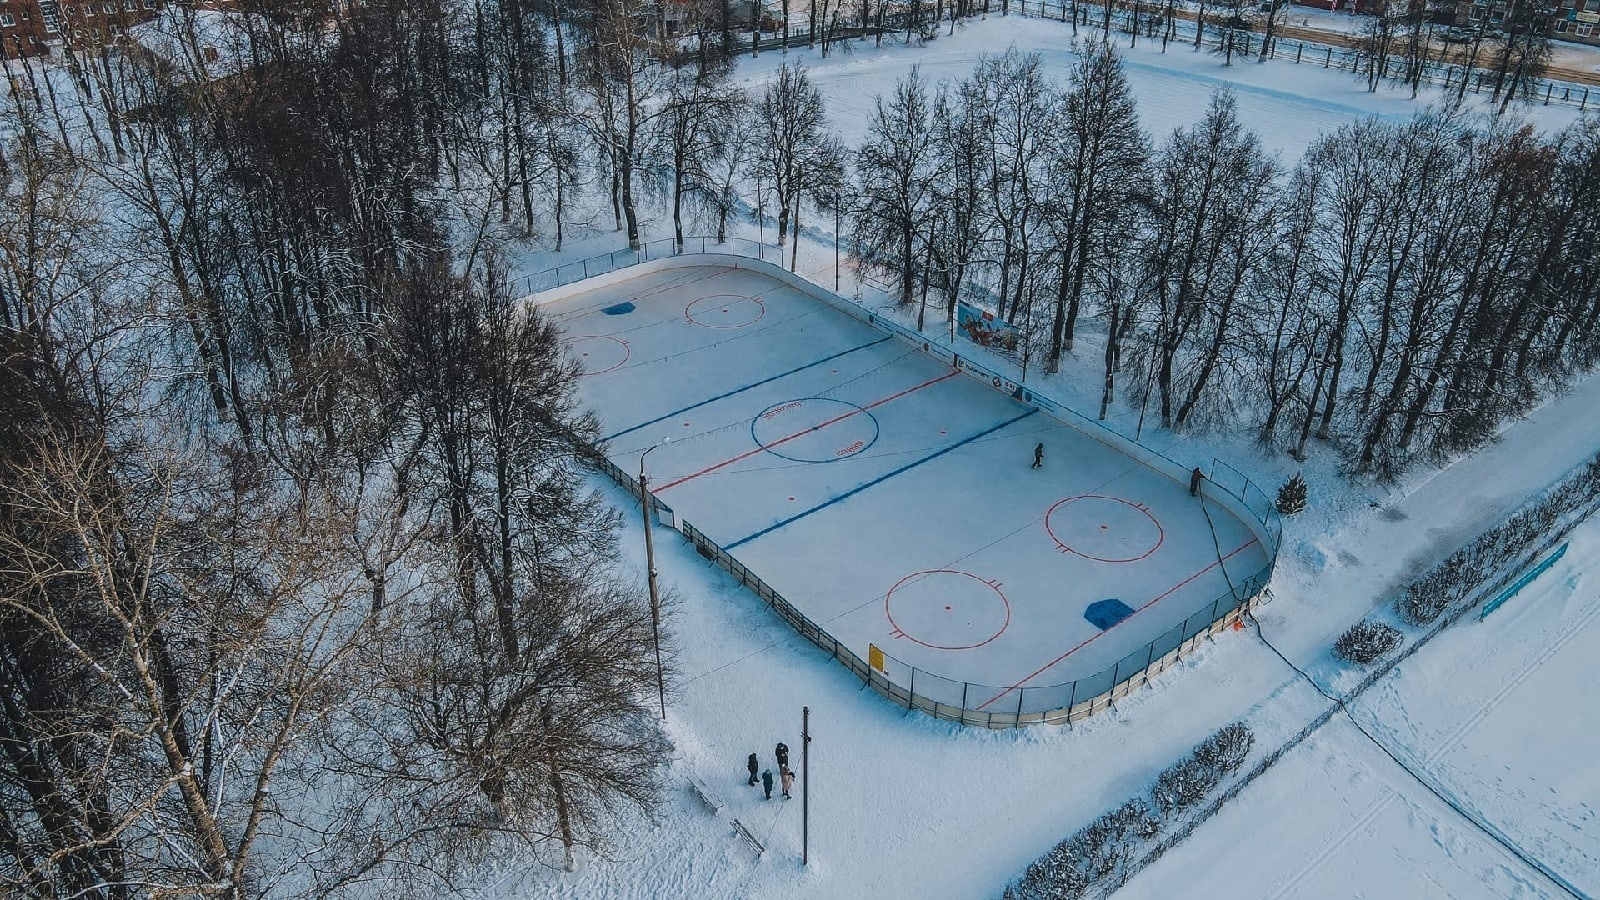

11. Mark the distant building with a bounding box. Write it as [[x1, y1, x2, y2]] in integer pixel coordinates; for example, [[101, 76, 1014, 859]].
[[1, 0, 247, 59], [1287, 0, 1599, 48], [1551, 0, 1600, 45]]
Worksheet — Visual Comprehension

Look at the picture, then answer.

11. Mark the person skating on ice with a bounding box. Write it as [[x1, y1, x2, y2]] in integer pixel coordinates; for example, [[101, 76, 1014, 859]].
[[761, 768, 774, 800], [1032, 442, 1044, 469], [747, 752, 760, 786]]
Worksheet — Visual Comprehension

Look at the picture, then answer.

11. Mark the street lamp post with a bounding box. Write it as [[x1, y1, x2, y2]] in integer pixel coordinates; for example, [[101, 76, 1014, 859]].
[[639, 440, 670, 720]]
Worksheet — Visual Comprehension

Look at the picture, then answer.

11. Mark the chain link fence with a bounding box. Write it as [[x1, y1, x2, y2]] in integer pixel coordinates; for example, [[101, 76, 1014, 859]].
[[1002, 0, 1595, 110], [554, 241, 1281, 727]]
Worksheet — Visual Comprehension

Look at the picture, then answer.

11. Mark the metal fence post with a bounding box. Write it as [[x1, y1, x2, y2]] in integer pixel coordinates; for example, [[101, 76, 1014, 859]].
[[907, 668, 916, 710], [1015, 688, 1025, 725]]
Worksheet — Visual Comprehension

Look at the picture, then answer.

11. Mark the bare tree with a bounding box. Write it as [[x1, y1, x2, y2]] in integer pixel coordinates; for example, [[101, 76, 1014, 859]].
[[1139, 90, 1278, 430], [369, 252, 668, 878], [853, 67, 945, 310], [650, 69, 747, 252], [755, 61, 830, 248], [577, 0, 669, 250], [1042, 43, 1148, 373]]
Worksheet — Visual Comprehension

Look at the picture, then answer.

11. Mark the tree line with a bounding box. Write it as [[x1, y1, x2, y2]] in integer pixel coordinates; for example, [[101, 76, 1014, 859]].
[[1, 0, 724, 895], [851, 46, 1600, 479]]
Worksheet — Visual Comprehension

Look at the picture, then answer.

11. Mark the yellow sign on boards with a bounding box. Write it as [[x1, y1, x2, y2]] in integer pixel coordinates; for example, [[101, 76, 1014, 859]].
[[868, 643, 885, 673]]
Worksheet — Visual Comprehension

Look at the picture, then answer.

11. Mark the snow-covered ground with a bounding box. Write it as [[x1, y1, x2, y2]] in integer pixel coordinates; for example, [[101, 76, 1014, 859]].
[[730, 16, 1587, 162], [491, 16, 1600, 900], [1129, 518, 1600, 898]]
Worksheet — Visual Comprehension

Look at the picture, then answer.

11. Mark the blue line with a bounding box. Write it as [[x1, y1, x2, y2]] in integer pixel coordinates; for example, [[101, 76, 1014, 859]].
[[725, 409, 1038, 551], [602, 337, 894, 443]]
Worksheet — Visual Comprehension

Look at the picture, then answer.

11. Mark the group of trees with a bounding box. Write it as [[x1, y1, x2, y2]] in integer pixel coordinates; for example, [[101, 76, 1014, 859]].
[[2, 1, 695, 896], [852, 46, 1600, 478], [1352, 0, 1555, 110]]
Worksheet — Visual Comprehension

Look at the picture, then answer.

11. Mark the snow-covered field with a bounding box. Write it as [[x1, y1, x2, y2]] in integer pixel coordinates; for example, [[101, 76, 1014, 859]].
[[497, 16, 1600, 900], [732, 16, 1587, 161], [1129, 519, 1600, 898]]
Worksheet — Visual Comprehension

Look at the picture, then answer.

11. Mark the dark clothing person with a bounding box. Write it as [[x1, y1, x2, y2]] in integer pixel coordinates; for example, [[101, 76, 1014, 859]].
[[1032, 443, 1044, 469], [1190, 467, 1204, 497], [775, 742, 789, 769], [781, 767, 795, 799], [747, 753, 760, 786], [762, 769, 774, 800]]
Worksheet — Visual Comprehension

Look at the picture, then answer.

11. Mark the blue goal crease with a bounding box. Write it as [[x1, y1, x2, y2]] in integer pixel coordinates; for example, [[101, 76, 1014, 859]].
[[724, 408, 1040, 552], [601, 336, 894, 444]]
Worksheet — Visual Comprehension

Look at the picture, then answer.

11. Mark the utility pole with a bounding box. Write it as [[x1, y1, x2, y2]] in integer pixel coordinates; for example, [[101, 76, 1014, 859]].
[[640, 442, 669, 720], [802, 706, 812, 865]]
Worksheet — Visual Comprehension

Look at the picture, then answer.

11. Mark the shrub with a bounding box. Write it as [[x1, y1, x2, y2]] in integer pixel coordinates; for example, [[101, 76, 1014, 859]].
[[1112, 798, 1162, 841], [1151, 757, 1218, 815], [1013, 723, 1256, 898], [1334, 620, 1402, 664], [1193, 722, 1254, 775]]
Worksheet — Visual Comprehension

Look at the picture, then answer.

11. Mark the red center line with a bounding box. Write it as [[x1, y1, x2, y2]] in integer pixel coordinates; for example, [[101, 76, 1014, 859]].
[[653, 370, 962, 493], [974, 536, 1262, 711]]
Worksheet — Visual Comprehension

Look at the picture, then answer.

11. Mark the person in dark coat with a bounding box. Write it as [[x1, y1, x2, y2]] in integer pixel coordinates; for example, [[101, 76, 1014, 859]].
[[781, 766, 795, 799], [1032, 443, 1044, 469], [747, 752, 760, 786], [1189, 466, 1204, 497], [761, 769, 774, 800], [775, 742, 789, 769]]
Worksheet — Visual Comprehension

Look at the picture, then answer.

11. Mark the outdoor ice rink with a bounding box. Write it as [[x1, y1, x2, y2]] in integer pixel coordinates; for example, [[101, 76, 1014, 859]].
[[545, 258, 1274, 712]]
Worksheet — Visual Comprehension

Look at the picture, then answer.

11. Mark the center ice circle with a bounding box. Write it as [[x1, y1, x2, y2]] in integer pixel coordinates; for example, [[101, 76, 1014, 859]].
[[686, 294, 765, 329], [884, 570, 1011, 651], [1045, 495, 1165, 563], [750, 397, 879, 463]]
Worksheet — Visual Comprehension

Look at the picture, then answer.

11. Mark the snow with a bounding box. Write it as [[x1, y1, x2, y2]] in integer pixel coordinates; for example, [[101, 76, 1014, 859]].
[[125, 7, 254, 79], [494, 318, 1600, 900], [1127, 520, 1600, 897], [729, 16, 1589, 164], [489, 16, 1600, 900]]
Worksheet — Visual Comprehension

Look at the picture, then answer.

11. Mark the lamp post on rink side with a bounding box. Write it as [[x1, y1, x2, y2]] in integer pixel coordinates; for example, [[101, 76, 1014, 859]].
[[639, 438, 671, 720]]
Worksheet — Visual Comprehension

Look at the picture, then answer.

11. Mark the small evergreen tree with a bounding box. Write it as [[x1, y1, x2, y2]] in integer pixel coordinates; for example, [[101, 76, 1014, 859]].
[[1276, 473, 1307, 515]]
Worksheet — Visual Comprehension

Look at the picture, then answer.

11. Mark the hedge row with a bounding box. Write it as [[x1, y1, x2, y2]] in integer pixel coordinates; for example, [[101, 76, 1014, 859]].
[[1009, 723, 1254, 900], [1399, 454, 1600, 625]]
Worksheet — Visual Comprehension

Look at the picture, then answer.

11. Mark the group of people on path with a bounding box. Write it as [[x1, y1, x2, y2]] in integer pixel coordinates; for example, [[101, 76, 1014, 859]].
[[745, 742, 795, 800]]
